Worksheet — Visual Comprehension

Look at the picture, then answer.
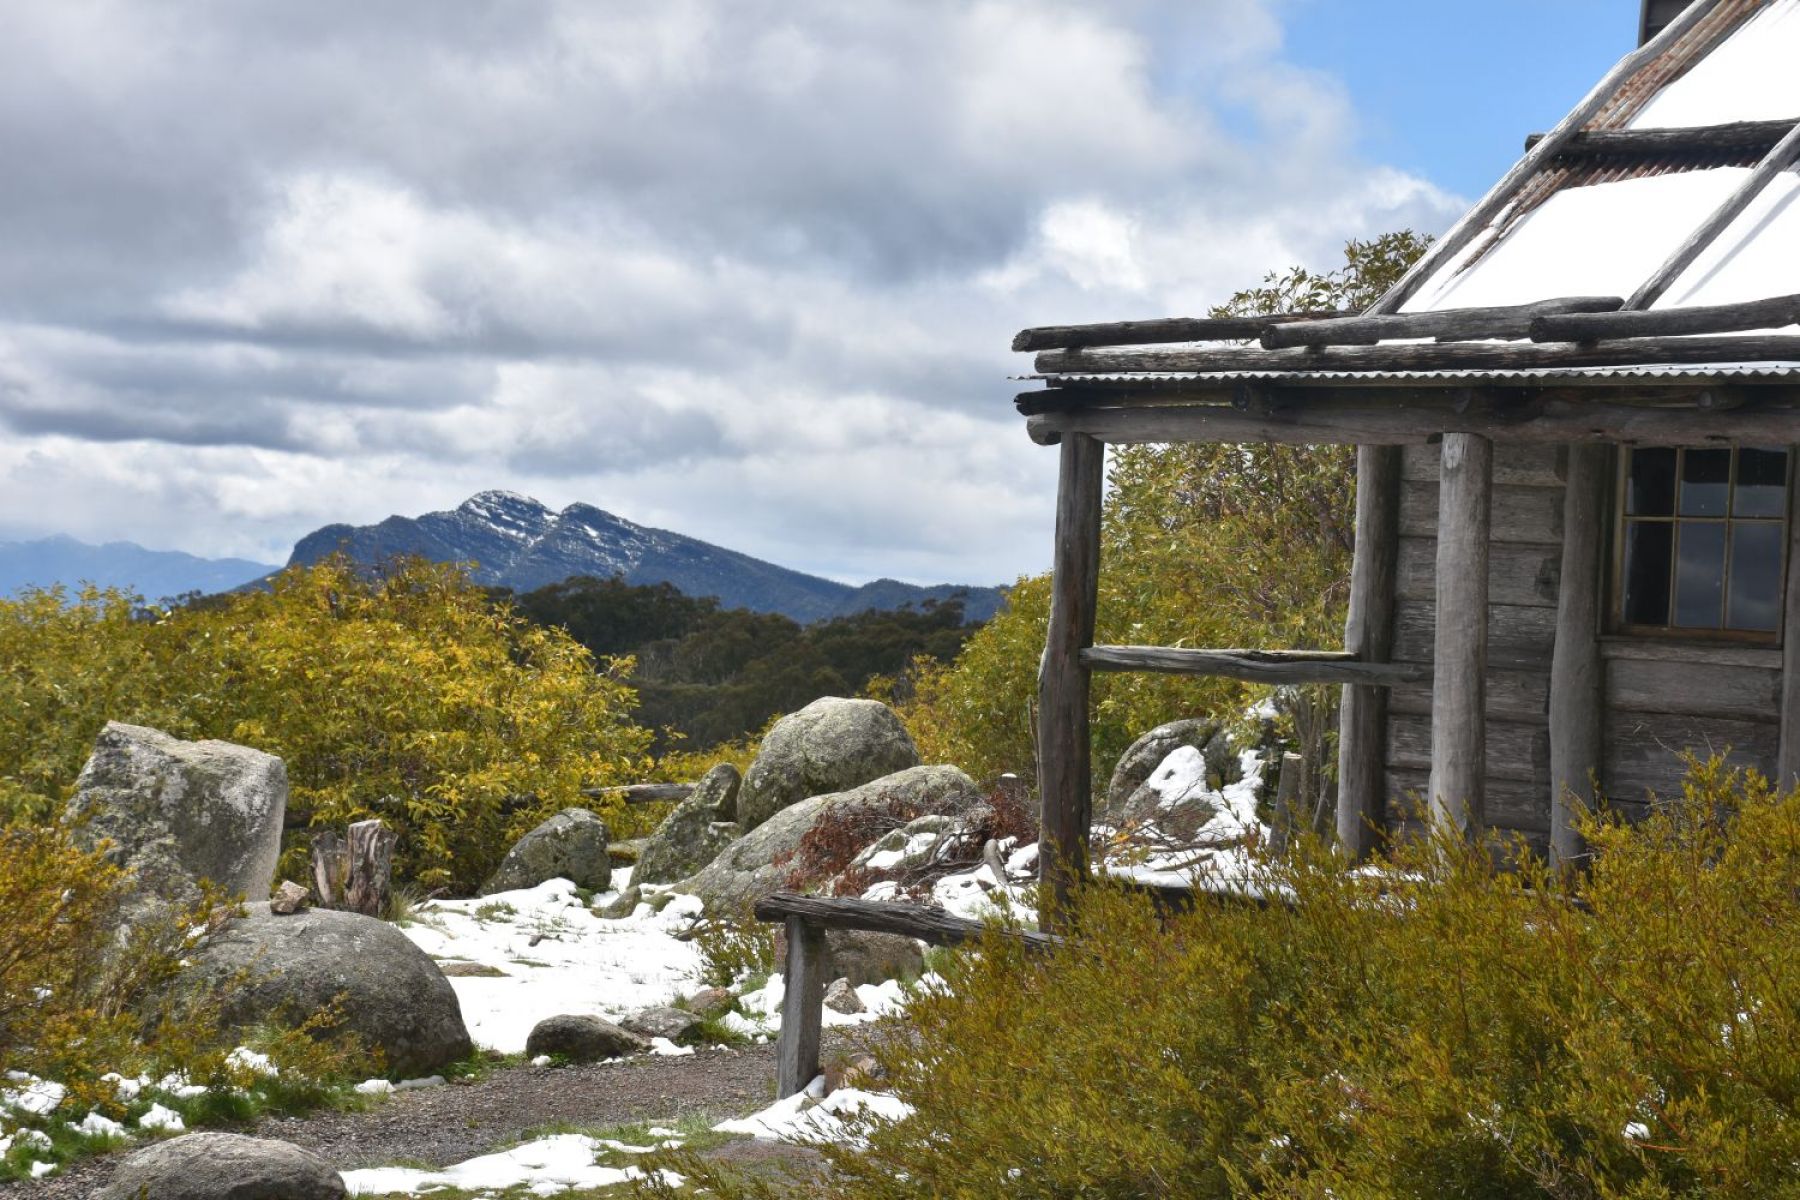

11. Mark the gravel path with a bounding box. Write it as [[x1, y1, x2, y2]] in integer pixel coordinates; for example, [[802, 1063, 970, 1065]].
[[11, 1037, 847, 1197]]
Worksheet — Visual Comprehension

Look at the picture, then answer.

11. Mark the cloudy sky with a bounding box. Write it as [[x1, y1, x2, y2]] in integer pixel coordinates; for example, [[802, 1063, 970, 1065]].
[[0, 1, 1636, 586]]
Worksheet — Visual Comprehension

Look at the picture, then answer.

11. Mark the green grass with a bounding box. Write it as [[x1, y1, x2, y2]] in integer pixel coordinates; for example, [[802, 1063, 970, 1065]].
[[473, 900, 517, 922]]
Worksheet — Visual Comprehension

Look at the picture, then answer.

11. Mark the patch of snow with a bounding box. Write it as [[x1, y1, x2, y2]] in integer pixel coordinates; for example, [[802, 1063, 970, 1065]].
[[648, 1037, 694, 1057], [353, 1079, 395, 1096], [341, 1134, 679, 1195], [156, 1072, 209, 1100], [393, 1075, 445, 1092], [226, 1047, 278, 1077], [1623, 1120, 1651, 1141], [137, 1104, 185, 1133], [715, 1084, 913, 1148], [99, 1073, 140, 1102], [75, 1111, 128, 1139], [0, 1075, 63, 1116], [29, 1161, 55, 1179]]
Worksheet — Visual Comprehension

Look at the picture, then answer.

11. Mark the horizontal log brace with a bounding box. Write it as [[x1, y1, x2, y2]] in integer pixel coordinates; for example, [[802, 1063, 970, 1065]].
[[581, 782, 694, 804], [1080, 645, 1428, 686], [1260, 296, 1622, 350], [1534, 294, 1800, 343], [1525, 118, 1799, 158], [753, 892, 1063, 951], [1011, 310, 1341, 353]]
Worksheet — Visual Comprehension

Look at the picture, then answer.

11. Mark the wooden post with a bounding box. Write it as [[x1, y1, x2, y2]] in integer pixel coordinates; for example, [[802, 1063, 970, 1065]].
[[1336, 445, 1402, 858], [1429, 433, 1492, 838], [310, 831, 347, 909], [1036, 433, 1104, 915], [1550, 444, 1607, 867], [344, 819, 397, 918], [776, 917, 827, 1098], [1779, 454, 1800, 789], [1270, 752, 1305, 856]]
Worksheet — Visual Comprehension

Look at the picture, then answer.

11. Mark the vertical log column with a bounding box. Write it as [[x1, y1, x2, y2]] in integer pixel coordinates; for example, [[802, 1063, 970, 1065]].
[[1336, 444, 1402, 859], [1429, 433, 1492, 838], [1037, 433, 1104, 915], [776, 917, 827, 1098], [1779, 448, 1800, 788], [1550, 444, 1607, 867]]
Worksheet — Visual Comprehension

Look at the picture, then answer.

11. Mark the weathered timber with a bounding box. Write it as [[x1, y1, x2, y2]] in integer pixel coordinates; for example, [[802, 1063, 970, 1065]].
[[581, 783, 695, 805], [1391, 601, 1558, 672], [1525, 118, 1799, 157], [1011, 311, 1339, 353], [1400, 481, 1564, 546], [1368, 0, 1733, 314], [344, 819, 397, 919], [1397, 537, 1562, 607], [1037, 433, 1104, 915], [1429, 433, 1492, 838], [310, 831, 347, 909], [1337, 446, 1402, 860], [1549, 444, 1606, 869], [1607, 655, 1782, 722], [1024, 397, 1800, 449], [1605, 711, 1780, 799], [1261, 297, 1622, 349], [1387, 769, 1550, 836], [1532, 294, 1800, 343], [1387, 670, 1551, 724], [1079, 645, 1426, 686], [754, 893, 1063, 952], [1782, 477, 1800, 785], [1402, 442, 1567, 487], [1035, 334, 1800, 376], [1601, 638, 1782, 669], [1628, 121, 1800, 309], [775, 917, 826, 1098], [1270, 752, 1305, 856], [1390, 715, 1548, 787]]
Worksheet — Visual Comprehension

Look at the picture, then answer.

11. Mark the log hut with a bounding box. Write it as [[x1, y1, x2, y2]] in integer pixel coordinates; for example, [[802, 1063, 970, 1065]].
[[1017, 0, 1800, 901]]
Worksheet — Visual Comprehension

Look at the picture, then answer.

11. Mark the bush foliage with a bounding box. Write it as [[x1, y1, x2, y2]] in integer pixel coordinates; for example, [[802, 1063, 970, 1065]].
[[896, 233, 1429, 803], [773, 760, 1800, 1198], [0, 556, 652, 891]]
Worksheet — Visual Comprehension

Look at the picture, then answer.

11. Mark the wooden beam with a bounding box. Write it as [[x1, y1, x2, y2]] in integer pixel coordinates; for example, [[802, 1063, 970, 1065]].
[[1549, 444, 1607, 869], [1011, 311, 1339, 353], [1369, 0, 1734, 315], [1780, 458, 1800, 788], [1036, 334, 1800, 376], [1025, 397, 1800, 449], [1429, 433, 1492, 838], [1627, 120, 1800, 309], [580, 782, 695, 805], [1337, 445, 1402, 860], [1080, 644, 1426, 686], [775, 917, 827, 1098], [1037, 433, 1104, 916], [1525, 118, 1798, 157], [1532, 294, 1800, 343], [753, 893, 1063, 951], [1261, 297, 1623, 350]]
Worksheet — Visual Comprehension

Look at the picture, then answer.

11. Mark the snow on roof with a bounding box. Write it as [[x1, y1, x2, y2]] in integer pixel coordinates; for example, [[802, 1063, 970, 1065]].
[[1630, 0, 1800, 127]]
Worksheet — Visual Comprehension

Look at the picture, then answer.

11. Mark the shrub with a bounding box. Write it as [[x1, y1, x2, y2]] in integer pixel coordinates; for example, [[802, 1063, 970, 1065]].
[[717, 758, 1800, 1199]]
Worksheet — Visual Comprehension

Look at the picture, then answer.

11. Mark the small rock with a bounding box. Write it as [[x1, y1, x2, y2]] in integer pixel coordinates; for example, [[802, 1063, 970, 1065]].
[[621, 1006, 703, 1043], [823, 977, 864, 1015], [777, 927, 924, 987], [524, 1014, 648, 1063], [269, 880, 310, 915], [482, 808, 611, 896], [824, 1052, 885, 1094], [99, 1132, 345, 1200], [681, 987, 735, 1019], [594, 885, 642, 920]]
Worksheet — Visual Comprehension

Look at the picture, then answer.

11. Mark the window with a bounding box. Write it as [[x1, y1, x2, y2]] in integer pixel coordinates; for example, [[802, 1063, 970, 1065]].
[[1615, 446, 1792, 637]]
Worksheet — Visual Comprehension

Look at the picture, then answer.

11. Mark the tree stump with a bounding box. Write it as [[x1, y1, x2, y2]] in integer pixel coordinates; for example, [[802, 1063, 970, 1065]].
[[345, 819, 398, 918], [310, 831, 347, 908]]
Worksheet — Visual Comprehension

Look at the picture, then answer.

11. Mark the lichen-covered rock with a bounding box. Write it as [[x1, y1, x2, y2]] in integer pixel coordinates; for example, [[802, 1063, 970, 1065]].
[[68, 722, 287, 927], [823, 977, 865, 1015], [182, 904, 473, 1077], [525, 1014, 646, 1062], [778, 927, 924, 987], [635, 764, 743, 885], [1103, 719, 1241, 826], [681, 986, 735, 1019], [738, 698, 920, 830], [481, 808, 610, 895], [99, 1132, 345, 1200], [621, 1005, 703, 1043], [594, 884, 642, 920], [681, 765, 980, 909]]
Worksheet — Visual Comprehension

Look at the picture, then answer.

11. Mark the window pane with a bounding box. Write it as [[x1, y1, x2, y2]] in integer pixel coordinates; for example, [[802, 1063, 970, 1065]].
[[1675, 522, 1727, 627], [1728, 522, 1784, 631], [1734, 447, 1789, 519], [1679, 448, 1731, 517], [1627, 447, 1676, 516], [1623, 520, 1673, 625]]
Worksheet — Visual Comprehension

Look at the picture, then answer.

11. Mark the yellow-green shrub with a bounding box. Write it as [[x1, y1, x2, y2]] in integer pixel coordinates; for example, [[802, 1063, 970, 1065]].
[[777, 759, 1800, 1199]]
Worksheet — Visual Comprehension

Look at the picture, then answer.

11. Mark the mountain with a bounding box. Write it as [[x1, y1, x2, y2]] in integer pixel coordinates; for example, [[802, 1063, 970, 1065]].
[[287, 491, 1006, 624], [0, 535, 277, 602]]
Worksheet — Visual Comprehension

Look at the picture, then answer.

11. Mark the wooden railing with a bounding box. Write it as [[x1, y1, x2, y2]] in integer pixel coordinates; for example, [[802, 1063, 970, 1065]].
[[580, 782, 694, 805]]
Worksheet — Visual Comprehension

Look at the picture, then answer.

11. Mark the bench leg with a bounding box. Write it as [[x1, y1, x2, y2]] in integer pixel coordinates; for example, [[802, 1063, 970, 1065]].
[[776, 917, 826, 1098]]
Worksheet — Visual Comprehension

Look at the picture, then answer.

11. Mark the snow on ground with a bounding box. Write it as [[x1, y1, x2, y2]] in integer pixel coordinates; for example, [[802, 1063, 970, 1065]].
[[716, 1079, 913, 1148], [341, 1133, 682, 1195], [1102, 747, 1275, 896], [399, 871, 708, 1054]]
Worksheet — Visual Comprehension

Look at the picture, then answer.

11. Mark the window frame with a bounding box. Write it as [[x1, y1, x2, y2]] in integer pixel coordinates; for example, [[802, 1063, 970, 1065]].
[[1607, 443, 1795, 646]]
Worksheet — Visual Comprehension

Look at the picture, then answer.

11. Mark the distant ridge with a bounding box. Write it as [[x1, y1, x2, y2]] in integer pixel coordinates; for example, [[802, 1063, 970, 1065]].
[[0, 535, 276, 602], [287, 491, 1005, 624]]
